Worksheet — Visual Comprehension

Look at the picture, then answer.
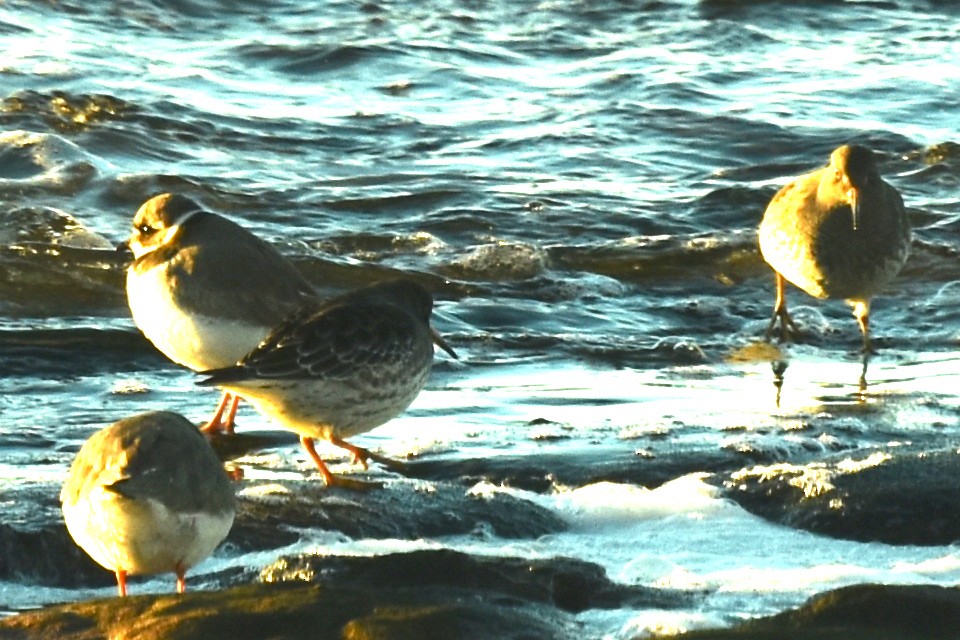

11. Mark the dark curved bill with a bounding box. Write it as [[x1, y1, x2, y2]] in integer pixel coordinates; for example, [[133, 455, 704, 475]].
[[431, 327, 458, 359]]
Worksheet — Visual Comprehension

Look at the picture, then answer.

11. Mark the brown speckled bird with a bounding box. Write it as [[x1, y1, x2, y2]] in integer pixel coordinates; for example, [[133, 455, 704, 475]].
[[758, 144, 910, 352], [198, 279, 457, 488]]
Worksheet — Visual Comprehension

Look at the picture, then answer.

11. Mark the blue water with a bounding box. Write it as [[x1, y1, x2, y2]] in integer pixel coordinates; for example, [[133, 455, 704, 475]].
[[3, 0, 960, 636]]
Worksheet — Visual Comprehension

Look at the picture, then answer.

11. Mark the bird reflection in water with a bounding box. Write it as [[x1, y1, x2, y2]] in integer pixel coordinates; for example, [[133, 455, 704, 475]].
[[768, 352, 871, 409]]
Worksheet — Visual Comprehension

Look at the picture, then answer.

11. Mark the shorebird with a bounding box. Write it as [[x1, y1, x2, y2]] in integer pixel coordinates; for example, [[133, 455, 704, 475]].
[[198, 279, 457, 488], [123, 193, 317, 434], [758, 144, 910, 352], [60, 411, 236, 596]]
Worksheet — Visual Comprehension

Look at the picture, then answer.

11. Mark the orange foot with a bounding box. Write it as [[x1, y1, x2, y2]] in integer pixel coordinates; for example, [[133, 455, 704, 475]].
[[200, 393, 240, 436], [299, 436, 384, 490], [175, 561, 187, 594], [330, 435, 408, 473]]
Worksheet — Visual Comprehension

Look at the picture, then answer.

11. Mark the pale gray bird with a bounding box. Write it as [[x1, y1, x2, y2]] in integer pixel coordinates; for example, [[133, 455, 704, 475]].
[[124, 193, 317, 433]]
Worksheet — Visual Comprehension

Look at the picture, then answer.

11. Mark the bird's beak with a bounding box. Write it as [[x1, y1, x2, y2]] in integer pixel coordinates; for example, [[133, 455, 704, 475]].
[[115, 240, 134, 259], [847, 186, 860, 231], [431, 327, 458, 359]]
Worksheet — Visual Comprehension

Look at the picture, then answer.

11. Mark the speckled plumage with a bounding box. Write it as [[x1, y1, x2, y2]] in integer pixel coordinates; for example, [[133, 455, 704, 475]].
[[60, 411, 236, 596], [199, 279, 457, 487], [758, 145, 911, 351]]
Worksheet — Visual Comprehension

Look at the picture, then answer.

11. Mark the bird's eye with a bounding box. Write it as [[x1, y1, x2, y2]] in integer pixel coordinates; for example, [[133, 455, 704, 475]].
[[834, 169, 842, 180], [137, 224, 154, 234]]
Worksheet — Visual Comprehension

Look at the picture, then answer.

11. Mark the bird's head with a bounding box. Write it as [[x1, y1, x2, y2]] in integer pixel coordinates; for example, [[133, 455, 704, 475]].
[[126, 193, 205, 259], [827, 144, 878, 231]]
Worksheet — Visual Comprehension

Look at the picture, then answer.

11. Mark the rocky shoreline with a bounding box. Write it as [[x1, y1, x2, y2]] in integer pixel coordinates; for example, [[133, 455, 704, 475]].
[[3, 430, 960, 638], [6, 570, 960, 640]]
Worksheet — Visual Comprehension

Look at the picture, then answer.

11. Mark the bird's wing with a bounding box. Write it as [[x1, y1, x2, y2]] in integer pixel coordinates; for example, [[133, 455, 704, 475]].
[[168, 218, 318, 326], [104, 417, 234, 515], [207, 299, 423, 383]]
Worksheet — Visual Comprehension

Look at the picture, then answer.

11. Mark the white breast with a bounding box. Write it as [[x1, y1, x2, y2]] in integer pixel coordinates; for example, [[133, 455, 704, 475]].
[[127, 264, 269, 371], [62, 486, 233, 576]]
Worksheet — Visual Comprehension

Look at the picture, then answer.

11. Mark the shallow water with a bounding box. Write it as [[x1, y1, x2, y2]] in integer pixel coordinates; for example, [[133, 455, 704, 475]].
[[2, 0, 960, 636]]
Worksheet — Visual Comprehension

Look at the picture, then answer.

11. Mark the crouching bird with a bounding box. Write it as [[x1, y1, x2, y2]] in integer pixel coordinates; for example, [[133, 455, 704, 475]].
[[61, 411, 236, 596]]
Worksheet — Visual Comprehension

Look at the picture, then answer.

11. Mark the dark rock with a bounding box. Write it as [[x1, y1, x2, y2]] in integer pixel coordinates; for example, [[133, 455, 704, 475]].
[[2, 472, 566, 589], [0, 328, 160, 378], [664, 583, 960, 640], [0, 582, 570, 640], [260, 548, 689, 613], [206, 429, 299, 460], [0, 522, 113, 589], [714, 447, 960, 545], [0, 514, 692, 638], [229, 477, 566, 552], [0, 547, 691, 639], [0, 482, 113, 588]]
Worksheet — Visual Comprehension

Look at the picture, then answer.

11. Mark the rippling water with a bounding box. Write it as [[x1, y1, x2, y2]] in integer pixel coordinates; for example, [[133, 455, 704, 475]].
[[3, 0, 960, 636]]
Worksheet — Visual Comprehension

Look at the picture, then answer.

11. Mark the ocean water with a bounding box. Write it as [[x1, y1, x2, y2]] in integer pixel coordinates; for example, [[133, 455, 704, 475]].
[[3, 0, 960, 636]]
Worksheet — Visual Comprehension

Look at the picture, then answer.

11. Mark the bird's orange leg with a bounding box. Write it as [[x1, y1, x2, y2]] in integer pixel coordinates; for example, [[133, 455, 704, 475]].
[[201, 393, 241, 435], [221, 394, 241, 433], [115, 569, 128, 597], [330, 435, 407, 472], [765, 272, 800, 342], [299, 436, 336, 485], [175, 562, 187, 594], [852, 300, 874, 354], [300, 436, 380, 489]]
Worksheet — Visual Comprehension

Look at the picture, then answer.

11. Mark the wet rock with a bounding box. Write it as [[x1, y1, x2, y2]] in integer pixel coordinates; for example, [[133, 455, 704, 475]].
[[0, 482, 112, 588], [0, 582, 569, 640], [0, 328, 158, 377], [664, 583, 960, 640], [260, 548, 688, 613], [714, 447, 960, 545], [0, 548, 691, 639], [3, 472, 566, 589], [0, 522, 113, 589], [0, 548, 686, 640], [230, 477, 566, 551], [0, 470, 566, 588]]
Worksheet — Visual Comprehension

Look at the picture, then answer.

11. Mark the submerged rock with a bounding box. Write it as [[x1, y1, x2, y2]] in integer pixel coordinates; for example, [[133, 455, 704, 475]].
[[665, 583, 960, 640], [715, 447, 960, 545], [402, 442, 779, 493]]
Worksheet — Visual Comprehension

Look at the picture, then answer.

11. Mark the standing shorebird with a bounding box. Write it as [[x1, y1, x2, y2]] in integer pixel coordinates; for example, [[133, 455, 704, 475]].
[[758, 144, 911, 353], [198, 279, 457, 488], [61, 411, 236, 596], [124, 193, 317, 434]]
